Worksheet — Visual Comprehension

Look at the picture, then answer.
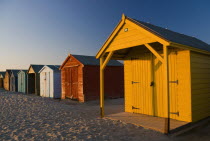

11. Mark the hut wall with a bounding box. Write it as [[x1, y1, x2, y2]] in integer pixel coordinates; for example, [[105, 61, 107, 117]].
[[4, 72, 10, 91], [0, 77, 3, 88], [124, 48, 192, 122], [190, 51, 210, 122], [54, 72, 61, 98], [83, 66, 124, 101]]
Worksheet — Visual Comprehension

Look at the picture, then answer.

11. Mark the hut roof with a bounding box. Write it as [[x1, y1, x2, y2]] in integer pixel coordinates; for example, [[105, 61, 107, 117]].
[[18, 70, 28, 74], [73, 54, 123, 66], [29, 65, 45, 73], [47, 65, 60, 71], [128, 17, 210, 52], [39, 65, 61, 73], [0, 72, 5, 78], [10, 70, 21, 77]]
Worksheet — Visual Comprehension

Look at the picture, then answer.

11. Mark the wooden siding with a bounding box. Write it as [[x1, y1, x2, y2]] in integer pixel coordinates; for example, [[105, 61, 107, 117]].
[[83, 66, 124, 101], [61, 55, 124, 102], [176, 50, 191, 122], [40, 67, 54, 98], [106, 22, 156, 52], [124, 48, 192, 122], [18, 71, 27, 93], [4, 72, 10, 91], [10, 74, 17, 92], [53, 72, 61, 98], [190, 51, 210, 122], [0, 76, 3, 88], [40, 66, 61, 98]]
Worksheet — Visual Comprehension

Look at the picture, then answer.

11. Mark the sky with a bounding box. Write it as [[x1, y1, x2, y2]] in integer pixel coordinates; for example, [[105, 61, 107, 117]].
[[0, 0, 210, 71]]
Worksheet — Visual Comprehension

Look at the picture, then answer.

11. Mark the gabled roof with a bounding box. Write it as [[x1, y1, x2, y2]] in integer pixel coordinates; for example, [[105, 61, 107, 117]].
[[47, 65, 60, 71], [60, 54, 123, 70], [96, 14, 210, 58], [17, 70, 28, 74], [10, 70, 21, 77], [0, 72, 5, 78], [39, 65, 61, 73], [28, 65, 45, 73], [129, 17, 210, 52]]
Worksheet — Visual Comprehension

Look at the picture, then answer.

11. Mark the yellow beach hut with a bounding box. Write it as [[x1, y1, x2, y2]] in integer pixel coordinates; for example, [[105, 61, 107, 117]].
[[96, 14, 210, 128]]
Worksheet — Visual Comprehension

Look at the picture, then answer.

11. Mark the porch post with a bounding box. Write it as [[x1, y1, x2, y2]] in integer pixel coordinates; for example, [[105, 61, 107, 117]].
[[164, 45, 170, 134], [100, 57, 105, 118]]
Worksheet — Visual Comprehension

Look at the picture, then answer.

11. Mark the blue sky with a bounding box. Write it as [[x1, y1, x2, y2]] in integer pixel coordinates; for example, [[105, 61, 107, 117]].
[[0, 0, 210, 71]]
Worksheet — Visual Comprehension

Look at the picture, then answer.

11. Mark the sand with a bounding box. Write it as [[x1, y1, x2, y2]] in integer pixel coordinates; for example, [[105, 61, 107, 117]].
[[0, 89, 209, 141]]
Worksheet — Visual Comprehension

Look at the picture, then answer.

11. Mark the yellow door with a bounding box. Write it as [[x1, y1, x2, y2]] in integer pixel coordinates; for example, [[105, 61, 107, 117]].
[[130, 50, 179, 119], [153, 50, 179, 120], [131, 53, 153, 116]]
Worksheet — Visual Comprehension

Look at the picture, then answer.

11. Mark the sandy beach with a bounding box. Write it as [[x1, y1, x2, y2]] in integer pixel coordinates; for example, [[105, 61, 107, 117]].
[[0, 89, 209, 141]]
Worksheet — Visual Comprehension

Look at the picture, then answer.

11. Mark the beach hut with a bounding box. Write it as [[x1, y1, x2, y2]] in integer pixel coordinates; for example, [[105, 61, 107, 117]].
[[10, 70, 21, 92], [0, 72, 5, 88], [4, 70, 12, 91], [39, 65, 61, 98], [27, 65, 44, 95], [17, 70, 28, 93], [96, 14, 210, 128], [60, 54, 124, 102]]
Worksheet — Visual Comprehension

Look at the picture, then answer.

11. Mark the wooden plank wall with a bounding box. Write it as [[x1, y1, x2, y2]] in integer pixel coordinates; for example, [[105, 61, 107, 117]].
[[0, 78, 3, 88], [83, 66, 124, 101], [191, 51, 210, 122]]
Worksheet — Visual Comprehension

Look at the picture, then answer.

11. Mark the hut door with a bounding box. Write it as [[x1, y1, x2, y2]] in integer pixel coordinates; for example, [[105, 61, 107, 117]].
[[70, 67, 78, 99], [168, 51, 179, 120], [131, 53, 153, 116], [46, 72, 50, 97], [65, 67, 78, 99], [153, 50, 179, 120], [65, 68, 71, 98], [44, 72, 50, 97]]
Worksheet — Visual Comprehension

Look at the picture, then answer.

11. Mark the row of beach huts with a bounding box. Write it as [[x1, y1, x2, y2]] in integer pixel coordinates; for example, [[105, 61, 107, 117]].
[[0, 54, 124, 102], [0, 14, 210, 134]]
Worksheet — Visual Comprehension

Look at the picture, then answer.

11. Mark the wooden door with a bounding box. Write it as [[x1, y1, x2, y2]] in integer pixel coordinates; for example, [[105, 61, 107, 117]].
[[65, 68, 71, 98], [65, 67, 78, 99], [131, 53, 153, 115], [70, 67, 78, 99], [153, 50, 179, 119], [46, 72, 50, 97], [168, 51, 179, 120]]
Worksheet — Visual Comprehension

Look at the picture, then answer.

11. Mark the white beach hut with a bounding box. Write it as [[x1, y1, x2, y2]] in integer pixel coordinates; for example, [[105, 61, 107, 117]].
[[39, 65, 61, 98]]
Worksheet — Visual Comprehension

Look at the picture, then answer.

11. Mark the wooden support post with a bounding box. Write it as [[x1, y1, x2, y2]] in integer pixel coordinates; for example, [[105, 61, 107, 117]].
[[163, 45, 170, 134], [100, 57, 105, 118], [100, 51, 114, 118]]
